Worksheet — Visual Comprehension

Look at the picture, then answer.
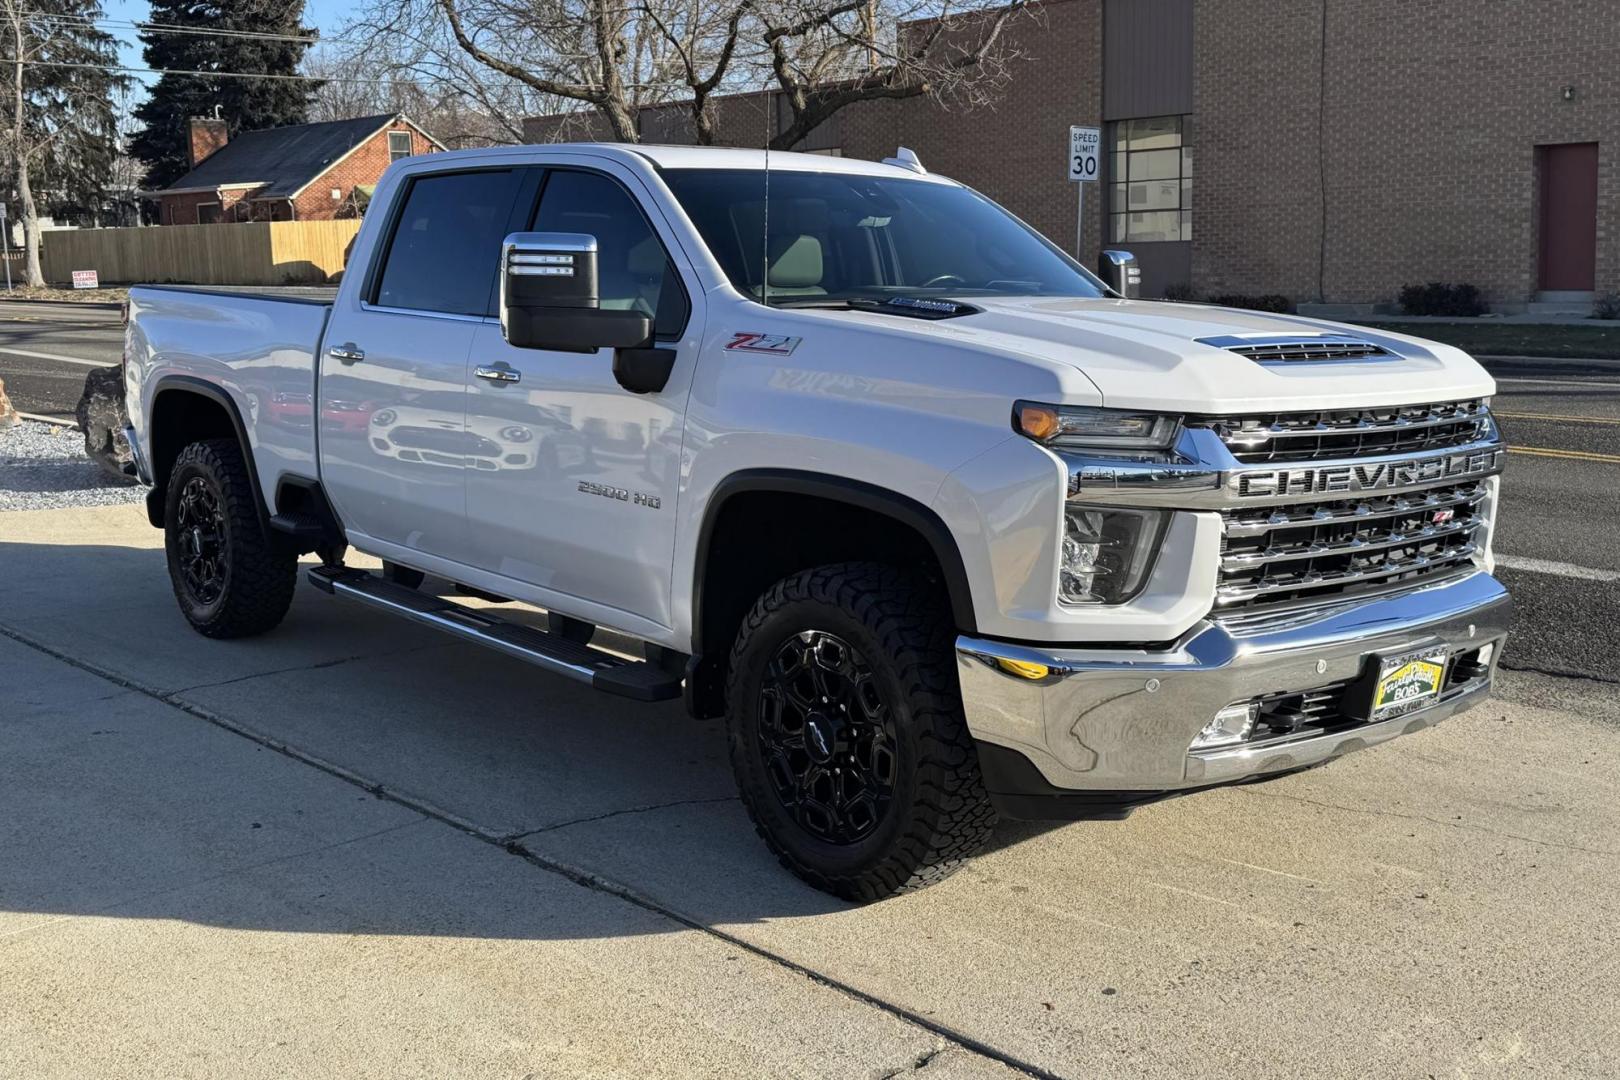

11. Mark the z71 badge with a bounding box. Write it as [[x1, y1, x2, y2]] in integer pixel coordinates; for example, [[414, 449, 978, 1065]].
[[725, 332, 802, 355]]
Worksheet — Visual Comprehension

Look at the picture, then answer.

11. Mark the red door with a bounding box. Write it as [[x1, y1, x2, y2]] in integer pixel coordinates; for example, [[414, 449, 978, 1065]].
[[1537, 143, 1598, 292]]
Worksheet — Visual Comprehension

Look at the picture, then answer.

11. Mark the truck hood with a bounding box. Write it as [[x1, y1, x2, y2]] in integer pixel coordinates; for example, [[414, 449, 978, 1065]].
[[885, 297, 1497, 413]]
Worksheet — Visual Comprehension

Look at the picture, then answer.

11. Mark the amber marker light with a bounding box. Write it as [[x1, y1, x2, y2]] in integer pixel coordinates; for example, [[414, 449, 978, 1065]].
[[1017, 403, 1061, 442]]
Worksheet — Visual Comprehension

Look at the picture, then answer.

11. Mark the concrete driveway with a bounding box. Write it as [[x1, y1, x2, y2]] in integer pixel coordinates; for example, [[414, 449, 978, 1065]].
[[2, 503, 1617, 1078]]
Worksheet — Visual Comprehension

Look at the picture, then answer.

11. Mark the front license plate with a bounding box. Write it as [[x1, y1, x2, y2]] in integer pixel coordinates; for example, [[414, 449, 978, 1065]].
[[1371, 648, 1449, 721]]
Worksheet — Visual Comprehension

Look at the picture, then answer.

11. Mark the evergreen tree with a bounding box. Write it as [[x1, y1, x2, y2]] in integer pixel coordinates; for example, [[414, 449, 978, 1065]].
[[130, 0, 320, 190]]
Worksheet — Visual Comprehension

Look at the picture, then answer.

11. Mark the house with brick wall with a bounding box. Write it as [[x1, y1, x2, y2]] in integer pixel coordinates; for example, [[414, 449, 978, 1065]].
[[150, 114, 442, 226]]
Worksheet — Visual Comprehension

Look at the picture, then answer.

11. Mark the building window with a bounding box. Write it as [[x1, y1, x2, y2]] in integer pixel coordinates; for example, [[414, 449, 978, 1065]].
[[388, 130, 413, 162], [1110, 116, 1191, 243], [197, 201, 223, 225]]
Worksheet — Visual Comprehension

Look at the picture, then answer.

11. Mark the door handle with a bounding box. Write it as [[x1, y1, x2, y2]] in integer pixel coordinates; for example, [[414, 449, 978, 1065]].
[[329, 343, 365, 364], [474, 364, 521, 384]]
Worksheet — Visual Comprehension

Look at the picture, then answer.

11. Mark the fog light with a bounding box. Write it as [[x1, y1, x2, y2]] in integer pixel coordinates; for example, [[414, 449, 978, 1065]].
[[1191, 703, 1257, 750]]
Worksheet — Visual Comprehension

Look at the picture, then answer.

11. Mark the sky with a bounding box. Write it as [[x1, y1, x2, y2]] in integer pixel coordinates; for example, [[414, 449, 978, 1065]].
[[102, 0, 352, 88]]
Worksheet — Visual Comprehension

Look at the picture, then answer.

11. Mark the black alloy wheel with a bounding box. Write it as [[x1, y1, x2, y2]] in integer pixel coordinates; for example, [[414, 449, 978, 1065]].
[[757, 630, 899, 845], [174, 475, 229, 606]]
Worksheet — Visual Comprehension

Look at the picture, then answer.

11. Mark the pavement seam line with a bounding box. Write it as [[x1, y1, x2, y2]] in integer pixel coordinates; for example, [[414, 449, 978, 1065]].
[[0, 620, 1061, 1080], [163, 642, 447, 696], [0, 819, 430, 943], [500, 795, 741, 843], [1499, 660, 1620, 686], [1233, 785, 1617, 858]]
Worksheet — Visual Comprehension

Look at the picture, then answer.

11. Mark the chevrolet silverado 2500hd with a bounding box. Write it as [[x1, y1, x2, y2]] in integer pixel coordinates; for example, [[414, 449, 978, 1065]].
[[122, 144, 1510, 900]]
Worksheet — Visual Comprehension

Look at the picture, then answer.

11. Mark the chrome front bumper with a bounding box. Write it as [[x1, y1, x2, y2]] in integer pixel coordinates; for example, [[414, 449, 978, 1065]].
[[957, 571, 1511, 797]]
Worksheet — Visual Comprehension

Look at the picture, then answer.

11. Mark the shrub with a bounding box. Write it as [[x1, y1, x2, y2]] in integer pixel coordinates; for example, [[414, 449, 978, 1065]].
[[1206, 293, 1296, 314], [1398, 282, 1487, 317], [1159, 281, 1198, 302], [1593, 292, 1620, 320]]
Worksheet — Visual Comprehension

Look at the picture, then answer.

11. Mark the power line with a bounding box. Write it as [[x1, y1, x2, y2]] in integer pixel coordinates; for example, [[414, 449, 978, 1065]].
[[23, 58, 416, 87], [21, 58, 675, 92], [28, 10, 340, 47]]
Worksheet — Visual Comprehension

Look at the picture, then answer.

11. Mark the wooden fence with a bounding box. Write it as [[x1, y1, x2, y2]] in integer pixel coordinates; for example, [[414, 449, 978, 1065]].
[[37, 219, 362, 286]]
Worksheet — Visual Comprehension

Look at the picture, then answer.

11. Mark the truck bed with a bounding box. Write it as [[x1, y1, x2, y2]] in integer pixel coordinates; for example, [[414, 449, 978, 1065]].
[[126, 284, 334, 505]]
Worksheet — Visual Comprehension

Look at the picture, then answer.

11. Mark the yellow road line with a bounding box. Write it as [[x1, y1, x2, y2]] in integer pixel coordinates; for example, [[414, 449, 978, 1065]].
[[1508, 445, 1620, 464], [1495, 410, 1620, 425]]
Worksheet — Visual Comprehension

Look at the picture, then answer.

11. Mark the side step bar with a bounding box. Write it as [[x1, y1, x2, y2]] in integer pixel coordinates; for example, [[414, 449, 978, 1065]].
[[307, 566, 682, 702]]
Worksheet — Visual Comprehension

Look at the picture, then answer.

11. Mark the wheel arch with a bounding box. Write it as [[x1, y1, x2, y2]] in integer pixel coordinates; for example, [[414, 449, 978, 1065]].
[[686, 469, 976, 718], [146, 376, 268, 532]]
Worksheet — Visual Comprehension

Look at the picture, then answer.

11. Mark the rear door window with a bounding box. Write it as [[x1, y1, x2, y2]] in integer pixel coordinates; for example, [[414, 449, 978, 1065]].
[[373, 169, 525, 316]]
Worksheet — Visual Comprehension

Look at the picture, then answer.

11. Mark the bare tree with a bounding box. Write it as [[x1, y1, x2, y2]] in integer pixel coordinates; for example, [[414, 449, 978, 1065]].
[[305, 44, 515, 148], [340, 0, 1032, 151], [764, 0, 1031, 150], [0, 0, 125, 285]]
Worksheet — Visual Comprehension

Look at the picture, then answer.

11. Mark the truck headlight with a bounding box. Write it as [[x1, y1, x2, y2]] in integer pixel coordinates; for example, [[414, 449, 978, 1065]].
[[1060, 505, 1167, 605], [1015, 401, 1181, 453]]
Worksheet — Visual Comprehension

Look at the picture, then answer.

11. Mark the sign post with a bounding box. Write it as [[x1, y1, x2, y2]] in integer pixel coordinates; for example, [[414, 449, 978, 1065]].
[[0, 202, 11, 292], [1068, 125, 1101, 262]]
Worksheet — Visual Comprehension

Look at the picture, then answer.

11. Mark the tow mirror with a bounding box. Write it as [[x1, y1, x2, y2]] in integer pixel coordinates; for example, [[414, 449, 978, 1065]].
[[499, 232, 651, 352], [1098, 249, 1141, 299]]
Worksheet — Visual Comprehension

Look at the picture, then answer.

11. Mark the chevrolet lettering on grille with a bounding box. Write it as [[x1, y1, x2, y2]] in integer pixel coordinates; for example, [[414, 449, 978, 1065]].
[[1232, 446, 1505, 500]]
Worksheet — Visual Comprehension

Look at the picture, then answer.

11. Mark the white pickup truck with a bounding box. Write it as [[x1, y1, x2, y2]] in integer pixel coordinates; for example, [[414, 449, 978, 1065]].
[[123, 143, 1511, 900]]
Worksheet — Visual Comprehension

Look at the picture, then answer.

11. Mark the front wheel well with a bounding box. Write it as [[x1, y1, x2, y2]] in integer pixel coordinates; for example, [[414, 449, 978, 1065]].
[[688, 479, 974, 718]]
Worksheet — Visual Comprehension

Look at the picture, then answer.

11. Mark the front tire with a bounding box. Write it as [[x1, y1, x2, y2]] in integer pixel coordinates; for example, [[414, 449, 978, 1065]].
[[164, 438, 297, 638], [726, 563, 996, 901]]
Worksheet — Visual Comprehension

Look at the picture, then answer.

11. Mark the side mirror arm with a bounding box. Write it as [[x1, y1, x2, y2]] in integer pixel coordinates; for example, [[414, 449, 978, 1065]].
[[613, 346, 676, 394]]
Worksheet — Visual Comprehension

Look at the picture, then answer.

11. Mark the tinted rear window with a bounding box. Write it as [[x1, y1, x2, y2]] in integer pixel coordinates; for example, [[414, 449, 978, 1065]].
[[374, 170, 523, 316]]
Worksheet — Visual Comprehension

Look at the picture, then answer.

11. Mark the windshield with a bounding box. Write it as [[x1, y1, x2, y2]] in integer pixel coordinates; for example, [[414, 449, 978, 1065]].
[[661, 168, 1108, 306]]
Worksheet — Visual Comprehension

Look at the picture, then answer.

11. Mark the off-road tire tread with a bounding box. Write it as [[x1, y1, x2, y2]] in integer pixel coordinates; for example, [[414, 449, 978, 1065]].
[[166, 438, 297, 639], [726, 562, 996, 901]]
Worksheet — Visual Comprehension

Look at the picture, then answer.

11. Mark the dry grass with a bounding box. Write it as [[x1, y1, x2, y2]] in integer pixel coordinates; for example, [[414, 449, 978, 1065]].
[[0, 284, 128, 304]]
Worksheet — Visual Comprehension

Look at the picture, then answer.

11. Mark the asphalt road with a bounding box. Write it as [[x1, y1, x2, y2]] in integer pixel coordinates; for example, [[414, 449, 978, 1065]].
[[1, 300, 1615, 689], [0, 301, 124, 419]]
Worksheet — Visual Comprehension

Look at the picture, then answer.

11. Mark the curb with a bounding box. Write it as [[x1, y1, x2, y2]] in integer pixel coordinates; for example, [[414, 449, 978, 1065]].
[[1476, 354, 1620, 367], [0, 296, 124, 310], [15, 411, 77, 427]]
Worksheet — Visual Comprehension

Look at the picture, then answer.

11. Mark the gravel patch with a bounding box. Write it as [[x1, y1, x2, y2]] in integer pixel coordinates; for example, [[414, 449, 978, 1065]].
[[0, 419, 146, 512]]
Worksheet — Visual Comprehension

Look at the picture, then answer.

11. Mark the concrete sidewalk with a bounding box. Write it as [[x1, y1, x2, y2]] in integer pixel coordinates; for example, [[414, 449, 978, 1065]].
[[2, 503, 1618, 1078]]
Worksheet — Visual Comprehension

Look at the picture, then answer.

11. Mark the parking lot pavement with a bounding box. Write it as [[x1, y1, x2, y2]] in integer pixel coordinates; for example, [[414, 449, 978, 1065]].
[[3, 503, 1618, 1078]]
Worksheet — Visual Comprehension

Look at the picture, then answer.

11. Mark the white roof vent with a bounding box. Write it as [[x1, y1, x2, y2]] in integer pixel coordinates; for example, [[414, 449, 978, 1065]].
[[882, 147, 926, 174]]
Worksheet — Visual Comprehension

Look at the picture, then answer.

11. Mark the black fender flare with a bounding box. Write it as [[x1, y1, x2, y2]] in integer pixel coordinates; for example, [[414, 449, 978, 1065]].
[[146, 375, 271, 534], [691, 468, 979, 644]]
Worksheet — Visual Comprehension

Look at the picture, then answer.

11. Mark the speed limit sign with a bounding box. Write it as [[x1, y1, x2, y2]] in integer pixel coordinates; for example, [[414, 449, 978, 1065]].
[[1068, 125, 1101, 182]]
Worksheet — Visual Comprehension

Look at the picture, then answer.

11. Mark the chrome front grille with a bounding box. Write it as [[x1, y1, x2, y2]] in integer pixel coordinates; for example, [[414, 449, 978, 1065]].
[[1193, 399, 1492, 464], [1216, 480, 1487, 609], [1201, 398, 1498, 612]]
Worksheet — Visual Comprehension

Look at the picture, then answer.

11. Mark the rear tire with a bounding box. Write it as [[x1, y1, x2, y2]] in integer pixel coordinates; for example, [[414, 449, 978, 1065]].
[[164, 438, 297, 639], [725, 562, 995, 901]]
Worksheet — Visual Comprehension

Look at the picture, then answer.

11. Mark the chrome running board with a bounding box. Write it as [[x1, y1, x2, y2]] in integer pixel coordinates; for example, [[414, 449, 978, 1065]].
[[307, 566, 681, 702]]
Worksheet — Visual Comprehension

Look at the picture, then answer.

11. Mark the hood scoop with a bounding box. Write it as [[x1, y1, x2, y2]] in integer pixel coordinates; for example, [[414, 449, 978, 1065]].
[[1196, 333, 1394, 364]]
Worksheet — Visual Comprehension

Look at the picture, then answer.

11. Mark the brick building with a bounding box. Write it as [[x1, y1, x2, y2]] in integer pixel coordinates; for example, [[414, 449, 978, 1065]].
[[151, 114, 442, 225], [525, 0, 1616, 313]]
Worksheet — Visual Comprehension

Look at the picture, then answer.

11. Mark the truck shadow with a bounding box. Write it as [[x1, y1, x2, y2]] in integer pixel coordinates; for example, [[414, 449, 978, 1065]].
[[0, 534, 1070, 939]]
